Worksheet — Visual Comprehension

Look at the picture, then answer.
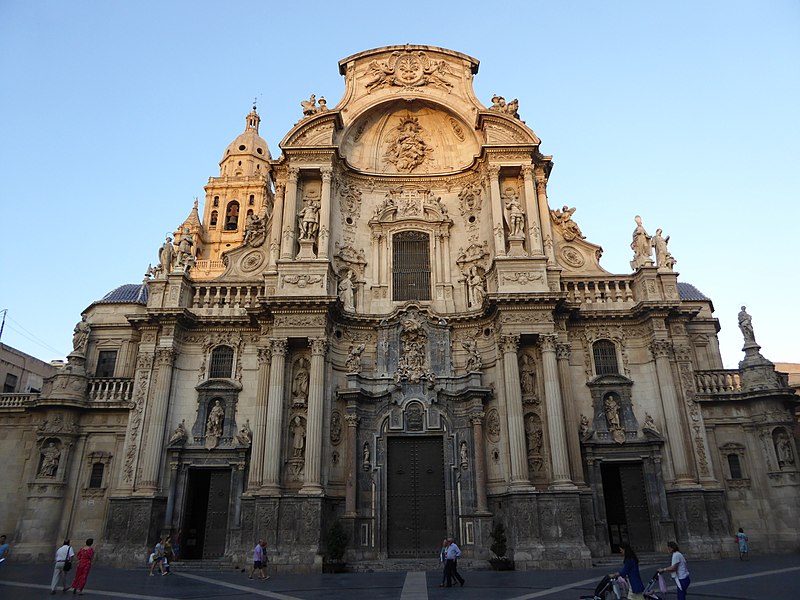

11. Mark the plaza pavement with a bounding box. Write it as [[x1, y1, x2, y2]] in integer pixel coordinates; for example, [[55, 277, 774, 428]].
[[1, 553, 798, 599]]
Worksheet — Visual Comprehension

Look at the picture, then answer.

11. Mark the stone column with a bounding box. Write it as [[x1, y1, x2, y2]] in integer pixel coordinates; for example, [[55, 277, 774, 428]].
[[499, 334, 529, 487], [556, 342, 585, 485], [521, 165, 544, 256], [652, 340, 694, 485], [371, 232, 382, 286], [267, 183, 285, 270], [540, 335, 573, 488], [534, 167, 555, 263], [262, 339, 287, 494], [488, 165, 506, 257], [163, 455, 180, 527], [318, 167, 332, 259], [470, 411, 489, 513], [442, 232, 452, 283], [139, 347, 176, 492], [344, 412, 359, 517], [247, 346, 271, 491], [280, 168, 299, 260], [301, 337, 327, 495]]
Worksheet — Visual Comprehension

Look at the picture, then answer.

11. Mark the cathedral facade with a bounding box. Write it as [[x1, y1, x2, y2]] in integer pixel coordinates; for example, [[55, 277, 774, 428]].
[[2, 45, 798, 570]]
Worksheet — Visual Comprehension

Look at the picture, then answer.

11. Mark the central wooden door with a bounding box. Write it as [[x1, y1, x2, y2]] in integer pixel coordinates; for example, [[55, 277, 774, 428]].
[[183, 468, 231, 559], [387, 436, 446, 558], [601, 462, 654, 552]]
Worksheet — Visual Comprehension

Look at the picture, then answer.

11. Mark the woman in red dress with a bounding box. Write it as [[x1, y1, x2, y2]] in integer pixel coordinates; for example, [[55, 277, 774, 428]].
[[71, 538, 95, 595]]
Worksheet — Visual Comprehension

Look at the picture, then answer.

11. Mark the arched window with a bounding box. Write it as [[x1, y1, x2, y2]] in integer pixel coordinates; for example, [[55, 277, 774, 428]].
[[392, 231, 431, 301], [209, 345, 234, 379], [210, 210, 218, 227], [593, 340, 619, 375], [225, 201, 240, 230], [213, 196, 219, 208]]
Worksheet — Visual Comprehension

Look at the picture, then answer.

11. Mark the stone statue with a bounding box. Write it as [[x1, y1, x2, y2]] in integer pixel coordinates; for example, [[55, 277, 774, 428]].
[[551, 205, 585, 241], [462, 338, 482, 372], [38, 442, 61, 477], [292, 362, 309, 403], [776, 432, 795, 465], [579, 414, 590, 436], [652, 228, 675, 270], [519, 354, 536, 395], [604, 395, 621, 430], [643, 413, 660, 434], [205, 400, 224, 439], [525, 416, 543, 454], [738, 306, 756, 344], [236, 419, 252, 446], [467, 266, 486, 308], [503, 188, 525, 237], [317, 96, 328, 112], [168, 419, 187, 446], [72, 315, 90, 354], [345, 343, 365, 373], [338, 270, 355, 312], [243, 213, 265, 247], [292, 416, 306, 457], [460, 441, 468, 469], [362, 441, 371, 469], [630, 215, 653, 270], [297, 200, 320, 241], [158, 235, 175, 275], [176, 227, 195, 271], [489, 95, 520, 119], [301, 94, 317, 116]]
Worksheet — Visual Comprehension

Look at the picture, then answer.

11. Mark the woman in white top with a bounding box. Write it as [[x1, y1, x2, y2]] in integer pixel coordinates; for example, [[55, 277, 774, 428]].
[[658, 540, 690, 600]]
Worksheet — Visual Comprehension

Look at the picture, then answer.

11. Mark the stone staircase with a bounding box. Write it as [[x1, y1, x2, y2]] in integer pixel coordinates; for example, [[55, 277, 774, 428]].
[[591, 552, 664, 570], [168, 559, 237, 571], [349, 558, 488, 573]]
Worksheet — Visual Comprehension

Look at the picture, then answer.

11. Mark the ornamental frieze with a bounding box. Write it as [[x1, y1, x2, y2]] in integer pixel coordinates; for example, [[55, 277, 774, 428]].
[[364, 50, 455, 93]]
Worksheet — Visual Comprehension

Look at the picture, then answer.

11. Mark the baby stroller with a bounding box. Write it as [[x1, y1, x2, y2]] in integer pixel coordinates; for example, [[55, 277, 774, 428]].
[[641, 571, 664, 600], [580, 574, 632, 600]]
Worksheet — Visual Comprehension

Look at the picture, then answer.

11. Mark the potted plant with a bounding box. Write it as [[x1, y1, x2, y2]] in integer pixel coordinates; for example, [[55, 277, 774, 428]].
[[489, 521, 514, 570], [323, 519, 348, 573]]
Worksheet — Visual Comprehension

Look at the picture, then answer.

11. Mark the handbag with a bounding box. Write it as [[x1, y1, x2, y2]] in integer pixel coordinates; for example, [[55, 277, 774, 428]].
[[63, 548, 73, 572]]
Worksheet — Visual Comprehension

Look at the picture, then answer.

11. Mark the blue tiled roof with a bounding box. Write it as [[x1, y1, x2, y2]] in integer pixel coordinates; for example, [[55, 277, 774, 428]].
[[678, 282, 710, 301], [96, 283, 149, 305]]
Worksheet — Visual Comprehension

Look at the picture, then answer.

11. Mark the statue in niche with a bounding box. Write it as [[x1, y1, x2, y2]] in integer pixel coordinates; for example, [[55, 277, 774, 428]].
[[158, 235, 175, 275], [519, 355, 536, 396], [460, 441, 469, 469], [297, 199, 320, 241], [345, 344, 365, 373], [466, 266, 486, 309], [503, 187, 525, 237], [604, 395, 621, 430], [551, 205, 585, 241], [292, 416, 306, 458], [652, 228, 676, 270], [462, 338, 482, 372], [72, 315, 90, 354], [642, 413, 660, 434], [738, 306, 756, 344], [395, 317, 429, 383], [384, 116, 431, 173], [205, 400, 224, 439], [236, 419, 252, 446], [777, 432, 795, 466], [168, 419, 187, 446], [630, 215, 653, 269], [338, 269, 355, 312], [292, 361, 310, 404], [362, 441, 371, 470], [38, 441, 61, 477], [330, 413, 342, 445], [176, 227, 195, 272], [525, 415, 543, 454]]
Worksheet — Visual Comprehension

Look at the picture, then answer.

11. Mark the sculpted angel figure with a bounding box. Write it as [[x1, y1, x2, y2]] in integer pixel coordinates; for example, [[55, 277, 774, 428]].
[[346, 343, 365, 373], [300, 94, 317, 116], [462, 338, 482, 372], [552, 205, 585, 240]]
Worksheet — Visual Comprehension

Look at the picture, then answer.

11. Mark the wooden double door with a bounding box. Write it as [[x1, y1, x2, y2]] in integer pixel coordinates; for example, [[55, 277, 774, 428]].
[[182, 468, 231, 559]]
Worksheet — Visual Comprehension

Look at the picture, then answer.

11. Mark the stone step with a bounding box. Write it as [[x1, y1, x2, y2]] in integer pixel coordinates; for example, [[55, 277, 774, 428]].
[[168, 559, 235, 571], [350, 558, 488, 573], [591, 553, 664, 569]]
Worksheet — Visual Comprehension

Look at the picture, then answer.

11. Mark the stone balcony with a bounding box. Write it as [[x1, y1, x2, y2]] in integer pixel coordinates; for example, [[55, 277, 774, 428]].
[[88, 378, 134, 402], [0, 393, 37, 410]]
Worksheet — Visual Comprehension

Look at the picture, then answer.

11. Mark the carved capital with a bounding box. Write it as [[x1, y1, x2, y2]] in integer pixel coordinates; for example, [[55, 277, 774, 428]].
[[257, 347, 272, 366], [310, 337, 328, 356], [345, 414, 359, 427], [270, 338, 288, 357], [499, 333, 520, 354], [155, 348, 176, 366], [470, 411, 486, 426], [136, 354, 154, 371], [487, 164, 501, 179], [320, 166, 333, 181], [275, 182, 286, 197], [287, 167, 300, 183], [650, 339, 673, 360], [521, 164, 534, 180], [539, 334, 557, 353], [536, 179, 547, 194], [556, 342, 571, 360]]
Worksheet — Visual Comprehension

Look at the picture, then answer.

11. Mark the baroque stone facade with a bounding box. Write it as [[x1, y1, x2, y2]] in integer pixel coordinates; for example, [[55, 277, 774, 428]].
[[1, 45, 798, 570]]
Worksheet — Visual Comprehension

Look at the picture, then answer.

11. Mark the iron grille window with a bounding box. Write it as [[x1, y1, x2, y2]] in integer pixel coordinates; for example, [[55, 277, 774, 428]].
[[96, 350, 118, 378], [593, 340, 619, 375], [88, 462, 104, 488], [209, 346, 234, 379], [727, 454, 743, 479], [392, 231, 431, 301]]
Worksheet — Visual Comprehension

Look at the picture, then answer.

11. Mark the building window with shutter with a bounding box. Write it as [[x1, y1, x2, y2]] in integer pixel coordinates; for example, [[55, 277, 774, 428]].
[[392, 231, 431, 301]]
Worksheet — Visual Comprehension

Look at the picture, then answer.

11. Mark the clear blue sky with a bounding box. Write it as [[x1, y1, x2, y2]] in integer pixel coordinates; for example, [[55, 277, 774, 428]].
[[1, 1, 798, 368]]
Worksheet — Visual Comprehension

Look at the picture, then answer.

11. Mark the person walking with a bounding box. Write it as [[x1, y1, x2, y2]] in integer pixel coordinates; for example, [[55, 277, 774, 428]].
[[735, 528, 749, 560], [70, 538, 95, 595], [438, 538, 449, 587], [51, 539, 75, 594], [658, 541, 690, 600], [248, 539, 269, 580], [609, 543, 645, 600], [0, 534, 10, 567], [148, 538, 167, 576], [444, 537, 465, 588]]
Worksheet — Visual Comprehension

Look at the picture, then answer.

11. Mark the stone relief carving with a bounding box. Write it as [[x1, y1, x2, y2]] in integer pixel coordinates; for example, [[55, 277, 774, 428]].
[[489, 95, 520, 119], [457, 182, 483, 228], [336, 179, 363, 224], [300, 94, 328, 117], [345, 343, 365, 373], [456, 236, 489, 273], [501, 271, 544, 285], [243, 213, 267, 247], [550, 205, 585, 241], [364, 50, 454, 93], [560, 246, 585, 268], [236, 419, 252, 446], [677, 361, 710, 477], [205, 399, 225, 448], [486, 409, 501, 443], [274, 313, 326, 328], [461, 336, 482, 372], [383, 116, 432, 173], [282, 274, 323, 288], [330, 412, 342, 445], [394, 314, 432, 384], [525, 413, 545, 474], [292, 358, 310, 407]]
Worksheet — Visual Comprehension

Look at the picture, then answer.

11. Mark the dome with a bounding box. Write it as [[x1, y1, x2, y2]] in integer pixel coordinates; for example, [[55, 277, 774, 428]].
[[95, 283, 149, 305], [220, 106, 272, 165]]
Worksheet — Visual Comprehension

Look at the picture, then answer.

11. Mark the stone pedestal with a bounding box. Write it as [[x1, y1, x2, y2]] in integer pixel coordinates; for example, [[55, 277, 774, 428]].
[[102, 496, 167, 566], [296, 238, 317, 260], [494, 257, 549, 293]]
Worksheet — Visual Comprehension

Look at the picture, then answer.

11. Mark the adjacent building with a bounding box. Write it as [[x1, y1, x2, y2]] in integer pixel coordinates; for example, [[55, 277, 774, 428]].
[[1, 45, 797, 570]]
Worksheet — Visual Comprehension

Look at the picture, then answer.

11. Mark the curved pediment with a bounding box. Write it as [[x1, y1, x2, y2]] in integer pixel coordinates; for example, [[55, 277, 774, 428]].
[[281, 112, 342, 148], [339, 100, 480, 175], [479, 113, 540, 146]]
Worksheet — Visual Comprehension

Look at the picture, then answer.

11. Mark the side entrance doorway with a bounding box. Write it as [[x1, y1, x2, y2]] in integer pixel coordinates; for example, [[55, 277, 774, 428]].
[[601, 462, 654, 553], [386, 436, 447, 558], [181, 468, 231, 559]]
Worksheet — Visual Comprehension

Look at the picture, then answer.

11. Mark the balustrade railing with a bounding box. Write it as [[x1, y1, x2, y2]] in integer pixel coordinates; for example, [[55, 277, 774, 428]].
[[694, 370, 742, 395], [0, 393, 37, 408], [561, 278, 635, 306], [191, 284, 264, 309], [88, 378, 134, 402]]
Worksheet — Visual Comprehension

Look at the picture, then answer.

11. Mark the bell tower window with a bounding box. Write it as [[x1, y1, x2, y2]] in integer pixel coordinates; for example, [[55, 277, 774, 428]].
[[210, 210, 218, 227], [392, 231, 431, 301], [225, 202, 240, 230]]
